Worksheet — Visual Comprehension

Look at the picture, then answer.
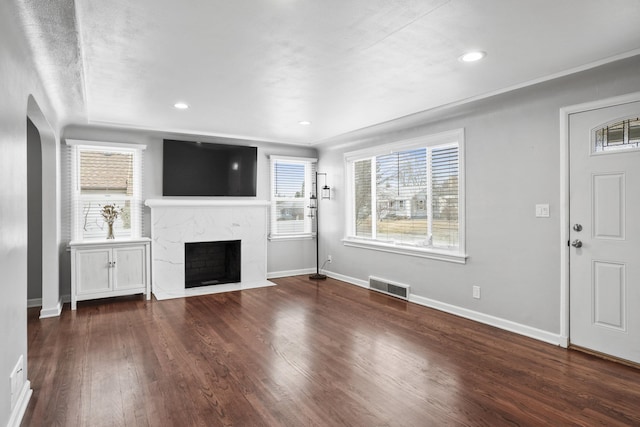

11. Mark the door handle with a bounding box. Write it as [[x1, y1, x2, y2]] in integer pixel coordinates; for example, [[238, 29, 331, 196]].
[[571, 239, 583, 248]]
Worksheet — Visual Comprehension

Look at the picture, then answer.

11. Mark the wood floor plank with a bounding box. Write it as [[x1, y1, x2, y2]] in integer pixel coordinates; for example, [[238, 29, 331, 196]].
[[22, 276, 640, 426]]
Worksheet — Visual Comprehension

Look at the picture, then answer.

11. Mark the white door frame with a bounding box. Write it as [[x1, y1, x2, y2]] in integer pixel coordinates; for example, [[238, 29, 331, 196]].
[[559, 91, 640, 348]]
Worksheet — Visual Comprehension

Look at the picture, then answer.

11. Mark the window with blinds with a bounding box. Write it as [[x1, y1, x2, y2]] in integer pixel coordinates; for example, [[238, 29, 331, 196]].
[[345, 129, 465, 261], [68, 141, 145, 241], [270, 156, 316, 238]]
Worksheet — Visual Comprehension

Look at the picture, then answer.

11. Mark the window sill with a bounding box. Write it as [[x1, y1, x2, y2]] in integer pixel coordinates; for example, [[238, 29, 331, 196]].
[[342, 238, 467, 264], [269, 233, 315, 242]]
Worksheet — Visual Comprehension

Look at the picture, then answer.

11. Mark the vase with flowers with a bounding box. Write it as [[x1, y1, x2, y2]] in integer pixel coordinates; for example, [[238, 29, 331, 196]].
[[101, 204, 121, 239]]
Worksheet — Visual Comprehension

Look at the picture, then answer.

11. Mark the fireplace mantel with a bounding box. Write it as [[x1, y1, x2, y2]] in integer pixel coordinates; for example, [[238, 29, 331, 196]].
[[146, 198, 272, 300], [145, 199, 270, 208]]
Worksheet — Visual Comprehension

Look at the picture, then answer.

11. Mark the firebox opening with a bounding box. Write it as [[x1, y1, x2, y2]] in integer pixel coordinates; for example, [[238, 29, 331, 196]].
[[185, 240, 241, 288]]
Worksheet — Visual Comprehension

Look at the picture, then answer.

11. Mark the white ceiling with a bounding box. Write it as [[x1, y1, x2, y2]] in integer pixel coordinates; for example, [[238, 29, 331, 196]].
[[23, 0, 640, 145]]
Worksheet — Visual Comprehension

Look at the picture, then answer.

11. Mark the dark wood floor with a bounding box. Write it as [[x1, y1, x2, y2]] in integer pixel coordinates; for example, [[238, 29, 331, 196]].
[[23, 276, 640, 426]]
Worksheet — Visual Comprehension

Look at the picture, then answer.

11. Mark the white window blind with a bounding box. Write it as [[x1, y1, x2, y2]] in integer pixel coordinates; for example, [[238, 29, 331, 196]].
[[430, 145, 459, 248], [68, 141, 145, 241], [346, 129, 465, 260], [270, 156, 316, 238]]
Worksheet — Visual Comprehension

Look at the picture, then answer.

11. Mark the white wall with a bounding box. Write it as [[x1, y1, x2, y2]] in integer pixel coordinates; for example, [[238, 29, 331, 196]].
[[316, 55, 640, 339], [0, 3, 61, 425], [60, 125, 319, 295]]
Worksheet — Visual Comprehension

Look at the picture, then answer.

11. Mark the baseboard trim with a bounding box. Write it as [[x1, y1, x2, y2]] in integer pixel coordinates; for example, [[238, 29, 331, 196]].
[[267, 268, 316, 279], [324, 270, 369, 288], [27, 298, 42, 308], [7, 380, 32, 427], [409, 294, 563, 346], [323, 269, 563, 347], [39, 299, 62, 318]]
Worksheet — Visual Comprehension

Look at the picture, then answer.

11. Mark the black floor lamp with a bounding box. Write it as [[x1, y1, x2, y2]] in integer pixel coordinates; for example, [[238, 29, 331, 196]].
[[309, 171, 330, 280]]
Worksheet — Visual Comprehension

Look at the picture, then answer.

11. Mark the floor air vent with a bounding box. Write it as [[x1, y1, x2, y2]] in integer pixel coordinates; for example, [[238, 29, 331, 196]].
[[369, 276, 410, 300]]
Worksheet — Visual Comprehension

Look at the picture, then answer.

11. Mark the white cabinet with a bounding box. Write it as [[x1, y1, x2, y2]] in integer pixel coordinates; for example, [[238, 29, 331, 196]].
[[70, 238, 151, 310]]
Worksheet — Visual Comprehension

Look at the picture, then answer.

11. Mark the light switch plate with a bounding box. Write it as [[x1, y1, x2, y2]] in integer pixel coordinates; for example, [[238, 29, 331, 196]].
[[535, 204, 550, 218]]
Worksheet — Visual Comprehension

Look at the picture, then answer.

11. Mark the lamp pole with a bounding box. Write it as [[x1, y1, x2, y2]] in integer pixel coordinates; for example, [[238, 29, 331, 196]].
[[310, 171, 327, 280]]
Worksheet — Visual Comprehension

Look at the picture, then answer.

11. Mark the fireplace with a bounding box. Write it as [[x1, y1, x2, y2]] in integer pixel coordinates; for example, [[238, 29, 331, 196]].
[[145, 199, 271, 300], [185, 240, 241, 288]]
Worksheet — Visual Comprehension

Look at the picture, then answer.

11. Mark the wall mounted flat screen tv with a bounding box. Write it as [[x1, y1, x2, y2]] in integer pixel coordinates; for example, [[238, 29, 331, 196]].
[[163, 139, 257, 196]]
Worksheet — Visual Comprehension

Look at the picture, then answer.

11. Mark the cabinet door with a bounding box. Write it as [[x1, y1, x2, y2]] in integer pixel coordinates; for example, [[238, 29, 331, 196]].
[[76, 248, 111, 295], [113, 245, 146, 290]]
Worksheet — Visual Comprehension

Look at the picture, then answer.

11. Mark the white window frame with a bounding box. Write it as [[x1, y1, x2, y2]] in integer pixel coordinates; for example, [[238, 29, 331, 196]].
[[269, 155, 317, 240], [67, 139, 146, 241], [343, 128, 467, 264]]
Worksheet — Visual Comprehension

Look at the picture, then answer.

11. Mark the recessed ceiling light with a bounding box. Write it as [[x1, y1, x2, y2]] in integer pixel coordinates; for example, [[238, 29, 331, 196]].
[[299, 120, 312, 126], [174, 102, 189, 109], [459, 51, 486, 63]]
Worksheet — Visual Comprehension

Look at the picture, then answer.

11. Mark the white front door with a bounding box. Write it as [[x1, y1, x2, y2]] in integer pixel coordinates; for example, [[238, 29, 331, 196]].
[[569, 101, 640, 364]]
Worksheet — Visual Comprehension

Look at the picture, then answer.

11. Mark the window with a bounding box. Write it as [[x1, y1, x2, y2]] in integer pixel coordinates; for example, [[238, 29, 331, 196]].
[[270, 156, 316, 239], [344, 129, 466, 263], [68, 140, 145, 241], [593, 117, 640, 153]]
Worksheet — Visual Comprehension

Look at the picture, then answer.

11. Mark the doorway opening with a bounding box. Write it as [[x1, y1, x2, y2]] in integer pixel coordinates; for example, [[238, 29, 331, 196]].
[[27, 95, 61, 318]]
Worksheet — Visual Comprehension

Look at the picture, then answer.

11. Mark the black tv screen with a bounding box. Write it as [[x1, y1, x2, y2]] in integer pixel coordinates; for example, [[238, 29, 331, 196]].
[[163, 139, 257, 196]]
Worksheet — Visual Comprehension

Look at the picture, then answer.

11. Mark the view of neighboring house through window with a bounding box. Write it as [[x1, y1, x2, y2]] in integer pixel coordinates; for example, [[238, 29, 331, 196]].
[[270, 156, 316, 238], [68, 141, 145, 241], [345, 129, 465, 261]]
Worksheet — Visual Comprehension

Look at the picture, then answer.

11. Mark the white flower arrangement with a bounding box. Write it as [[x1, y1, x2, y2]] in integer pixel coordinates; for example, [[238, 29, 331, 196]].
[[100, 204, 121, 224]]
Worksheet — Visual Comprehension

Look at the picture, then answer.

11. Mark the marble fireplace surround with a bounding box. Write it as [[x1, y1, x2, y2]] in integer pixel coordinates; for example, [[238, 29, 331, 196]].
[[145, 199, 273, 300]]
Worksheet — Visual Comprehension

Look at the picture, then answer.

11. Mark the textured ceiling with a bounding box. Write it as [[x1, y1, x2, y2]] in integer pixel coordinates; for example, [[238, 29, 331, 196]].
[[16, 0, 640, 144], [15, 0, 85, 125]]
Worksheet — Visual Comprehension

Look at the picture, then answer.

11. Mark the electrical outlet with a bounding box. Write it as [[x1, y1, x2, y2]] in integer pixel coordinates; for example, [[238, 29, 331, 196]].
[[472, 286, 481, 299], [327, 254, 332, 263]]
